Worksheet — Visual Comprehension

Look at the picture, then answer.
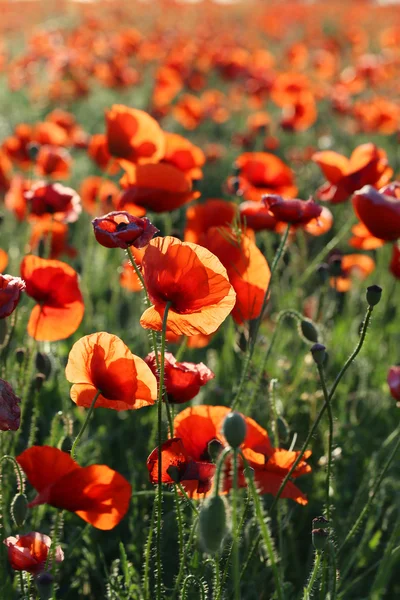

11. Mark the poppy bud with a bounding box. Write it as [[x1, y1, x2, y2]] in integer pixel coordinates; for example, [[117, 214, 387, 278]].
[[27, 142, 40, 161], [59, 436, 73, 454], [35, 352, 52, 379], [11, 493, 29, 527], [316, 263, 329, 284], [231, 177, 241, 195], [312, 515, 329, 530], [366, 285, 382, 307], [310, 343, 327, 366], [222, 412, 247, 449], [15, 348, 26, 365], [312, 528, 329, 551], [300, 319, 319, 343], [34, 374, 46, 392], [35, 572, 54, 600], [329, 257, 342, 277], [199, 495, 227, 554]]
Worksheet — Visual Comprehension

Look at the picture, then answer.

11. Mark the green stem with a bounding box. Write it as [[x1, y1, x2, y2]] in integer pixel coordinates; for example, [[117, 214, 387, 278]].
[[304, 552, 322, 599], [329, 542, 337, 599], [231, 449, 240, 600], [0, 455, 25, 493], [70, 390, 101, 461], [172, 517, 198, 599], [143, 500, 156, 600], [19, 571, 25, 599], [317, 365, 334, 521], [176, 482, 199, 515], [214, 448, 232, 496]]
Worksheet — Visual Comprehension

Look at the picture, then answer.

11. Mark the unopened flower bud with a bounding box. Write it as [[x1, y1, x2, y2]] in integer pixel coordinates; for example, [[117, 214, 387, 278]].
[[11, 493, 28, 527], [366, 285, 382, 307], [36, 572, 54, 600], [34, 373, 46, 392], [312, 515, 329, 529], [316, 263, 329, 284], [59, 436, 73, 453], [15, 348, 26, 365], [312, 528, 329, 551], [300, 319, 319, 343], [310, 343, 327, 366], [199, 495, 227, 554], [222, 412, 247, 449], [35, 352, 52, 379]]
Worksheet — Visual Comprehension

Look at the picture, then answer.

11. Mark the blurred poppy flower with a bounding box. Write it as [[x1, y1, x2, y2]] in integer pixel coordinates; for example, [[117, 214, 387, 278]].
[[239, 201, 278, 231], [145, 351, 214, 404], [0, 150, 12, 192], [388, 366, 400, 401], [230, 152, 297, 201], [200, 226, 270, 324], [2, 124, 33, 168], [0, 274, 25, 319], [280, 92, 317, 132], [390, 243, 400, 279], [0, 378, 21, 431], [88, 134, 119, 173], [92, 211, 158, 249], [184, 199, 237, 244], [119, 248, 144, 292], [35, 145, 71, 179], [330, 254, 375, 292], [17, 446, 132, 530], [106, 104, 165, 164], [263, 194, 322, 225], [119, 162, 197, 213], [80, 177, 121, 216], [65, 332, 157, 411], [21, 255, 84, 341], [4, 175, 29, 221], [4, 532, 63, 574], [147, 438, 215, 496], [312, 143, 393, 204], [29, 219, 77, 260], [162, 132, 205, 181], [0, 249, 8, 273], [349, 222, 385, 250], [140, 236, 236, 336], [25, 182, 81, 223], [352, 183, 400, 241], [173, 94, 204, 130], [303, 206, 333, 237], [271, 72, 311, 106]]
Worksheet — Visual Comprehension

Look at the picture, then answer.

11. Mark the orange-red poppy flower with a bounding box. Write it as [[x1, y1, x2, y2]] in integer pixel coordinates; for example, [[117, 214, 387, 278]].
[[147, 438, 216, 497], [29, 219, 77, 260], [33, 122, 68, 147], [239, 201, 278, 231], [303, 206, 333, 237], [0, 249, 8, 273], [349, 222, 385, 250], [65, 332, 157, 410], [230, 152, 297, 201], [4, 175, 29, 221], [140, 236, 236, 336], [25, 182, 81, 223], [390, 243, 400, 279], [388, 366, 400, 401], [184, 199, 238, 244], [162, 132, 205, 181], [106, 104, 165, 164], [0, 378, 21, 431], [88, 134, 119, 173], [21, 255, 84, 341], [119, 162, 197, 213], [352, 183, 400, 241], [263, 194, 322, 225], [280, 92, 317, 132], [119, 248, 145, 293], [4, 532, 63, 574], [2, 124, 33, 168], [312, 143, 393, 204], [17, 446, 132, 530], [271, 72, 311, 106], [173, 94, 204, 130], [80, 176, 121, 215], [0, 274, 25, 319], [330, 254, 375, 292], [0, 150, 12, 192], [35, 145, 71, 179], [145, 351, 214, 404], [200, 226, 271, 324], [92, 211, 158, 249]]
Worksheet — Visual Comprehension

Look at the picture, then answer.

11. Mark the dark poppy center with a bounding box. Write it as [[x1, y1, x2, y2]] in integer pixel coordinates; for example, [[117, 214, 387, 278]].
[[116, 222, 129, 232]]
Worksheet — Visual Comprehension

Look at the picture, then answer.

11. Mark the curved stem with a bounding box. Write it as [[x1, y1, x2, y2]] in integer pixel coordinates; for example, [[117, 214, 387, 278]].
[[70, 390, 101, 461], [317, 365, 334, 521], [304, 552, 322, 599], [0, 455, 25, 493], [231, 449, 240, 600]]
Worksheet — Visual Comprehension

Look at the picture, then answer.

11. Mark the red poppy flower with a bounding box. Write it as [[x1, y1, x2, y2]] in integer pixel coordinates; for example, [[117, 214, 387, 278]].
[[349, 222, 385, 250], [4, 175, 29, 221], [302, 206, 333, 237], [388, 366, 400, 401], [184, 199, 238, 244], [88, 134, 119, 173], [312, 143, 393, 204], [21, 255, 84, 341], [65, 332, 157, 410], [145, 351, 214, 404], [0, 274, 25, 319], [2, 124, 33, 168], [330, 254, 375, 292], [200, 227, 271, 324], [35, 145, 71, 179], [29, 219, 77, 260], [0, 150, 12, 192], [352, 183, 400, 241], [92, 211, 158, 249], [147, 438, 215, 496], [239, 201, 278, 232], [162, 132, 205, 181], [390, 243, 400, 279], [230, 152, 297, 201], [106, 104, 165, 164], [4, 532, 64, 574], [17, 446, 132, 530], [119, 162, 197, 213], [0, 378, 21, 431], [280, 92, 317, 132], [263, 194, 322, 225], [0, 249, 8, 273], [140, 236, 236, 336], [24, 182, 81, 223], [80, 176, 121, 215]]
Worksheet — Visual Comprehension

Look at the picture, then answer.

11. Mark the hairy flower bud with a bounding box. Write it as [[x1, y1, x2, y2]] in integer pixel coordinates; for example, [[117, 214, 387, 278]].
[[222, 412, 247, 448], [199, 495, 227, 554]]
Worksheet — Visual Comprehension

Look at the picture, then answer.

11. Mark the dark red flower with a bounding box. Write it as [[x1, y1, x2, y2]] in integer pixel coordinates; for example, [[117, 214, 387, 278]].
[[92, 211, 159, 249], [24, 182, 81, 223], [390, 244, 400, 279], [388, 366, 400, 401], [0, 274, 25, 319], [145, 351, 214, 404], [0, 378, 21, 431], [352, 183, 400, 241], [263, 194, 322, 225]]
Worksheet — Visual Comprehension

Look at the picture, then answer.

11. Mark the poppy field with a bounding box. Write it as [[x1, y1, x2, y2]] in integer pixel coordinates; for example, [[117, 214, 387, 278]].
[[1, 1, 400, 598]]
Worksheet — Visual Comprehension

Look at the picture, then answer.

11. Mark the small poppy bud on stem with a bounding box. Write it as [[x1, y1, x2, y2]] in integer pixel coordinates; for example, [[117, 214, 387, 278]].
[[35, 572, 54, 600], [366, 285, 382, 307], [300, 319, 319, 343], [199, 495, 227, 554], [222, 412, 247, 449], [310, 343, 327, 366], [11, 493, 28, 527], [27, 142, 40, 161], [59, 436, 73, 454], [34, 373, 46, 392], [312, 528, 329, 551], [15, 348, 25, 365], [312, 515, 330, 530]]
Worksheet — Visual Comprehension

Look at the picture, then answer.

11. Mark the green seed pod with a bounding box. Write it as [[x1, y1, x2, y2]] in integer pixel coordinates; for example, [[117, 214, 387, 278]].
[[15, 348, 26, 365], [36, 572, 54, 600], [312, 516, 330, 529], [34, 373, 46, 392], [300, 319, 319, 343], [222, 412, 247, 449], [11, 493, 28, 527], [310, 343, 327, 366], [312, 528, 329, 551], [199, 495, 227, 554], [35, 352, 52, 379], [366, 285, 382, 307], [59, 436, 73, 454]]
